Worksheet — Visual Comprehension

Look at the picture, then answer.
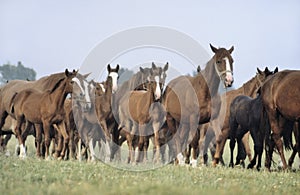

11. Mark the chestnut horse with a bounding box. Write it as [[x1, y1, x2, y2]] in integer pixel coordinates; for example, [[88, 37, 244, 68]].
[[260, 70, 300, 170], [118, 66, 165, 163], [212, 67, 278, 167], [0, 70, 90, 158], [10, 69, 77, 159], [162, 44, 234, 165]]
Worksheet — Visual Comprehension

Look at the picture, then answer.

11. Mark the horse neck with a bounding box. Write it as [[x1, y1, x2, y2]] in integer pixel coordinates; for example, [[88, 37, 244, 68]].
[[201, 58, 220, 96], [144, 83, 155, 106], [49, 81, 69, 110], [239, 76, 259, 97]]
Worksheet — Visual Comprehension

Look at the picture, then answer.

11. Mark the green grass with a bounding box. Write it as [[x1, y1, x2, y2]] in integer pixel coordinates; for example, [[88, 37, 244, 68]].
[[0, 137, 299, 195]]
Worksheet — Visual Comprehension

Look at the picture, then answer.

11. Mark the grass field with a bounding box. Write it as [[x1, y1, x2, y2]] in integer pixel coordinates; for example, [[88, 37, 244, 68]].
[[1, 137, 299, 195]]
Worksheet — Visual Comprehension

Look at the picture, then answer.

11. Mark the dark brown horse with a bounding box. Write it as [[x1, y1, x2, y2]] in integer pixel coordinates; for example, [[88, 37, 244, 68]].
[[229, 94, 268, 171], [10, 69, 77, 159], [212, 67, 278, 166], [162, 44, 234, 165], [260, 70, 300, 170]]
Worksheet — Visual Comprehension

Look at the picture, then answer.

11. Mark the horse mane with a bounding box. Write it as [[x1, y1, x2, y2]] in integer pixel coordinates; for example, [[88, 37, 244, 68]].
[[40, 72, 66, 91], [49, 77, 65, 93], [241, 75, 257, 92]]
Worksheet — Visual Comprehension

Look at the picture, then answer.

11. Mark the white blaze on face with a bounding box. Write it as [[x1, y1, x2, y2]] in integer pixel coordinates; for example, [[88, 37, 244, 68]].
[[154, 76, 161, 100], [72, 77, 92, 108], [224, 57, 233, 84], [100, 83, 106, 93], [109, 72, 118, 93]]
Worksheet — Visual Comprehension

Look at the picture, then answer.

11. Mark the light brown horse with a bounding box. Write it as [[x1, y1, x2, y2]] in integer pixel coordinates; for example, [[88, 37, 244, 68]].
[[118, 67, 165, 163], [10, 69, 77, 159], [211, 67, 278, 167], [162, 44, 234, 165], [0, 70, 90, 158], [260, 70, 300, 170]]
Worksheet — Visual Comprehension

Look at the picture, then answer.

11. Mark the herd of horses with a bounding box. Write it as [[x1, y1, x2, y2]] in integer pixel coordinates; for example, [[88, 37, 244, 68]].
[[0, 44, 299, 171]]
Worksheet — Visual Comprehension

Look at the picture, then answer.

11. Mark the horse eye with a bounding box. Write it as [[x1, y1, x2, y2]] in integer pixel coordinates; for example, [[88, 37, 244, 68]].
[[217, 60, 222, 64]]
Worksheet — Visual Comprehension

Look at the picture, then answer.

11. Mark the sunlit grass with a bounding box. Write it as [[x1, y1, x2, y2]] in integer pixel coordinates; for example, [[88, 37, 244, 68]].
[[0, 136, 299, 195]]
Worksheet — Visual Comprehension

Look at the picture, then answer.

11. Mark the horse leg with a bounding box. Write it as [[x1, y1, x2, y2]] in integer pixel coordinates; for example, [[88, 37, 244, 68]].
[[153, 121, 161, 164], [14, 116, 27, 158], [204, 126, 215, 165], [42, 121, 52, 160], [242, 132, 252, 162], [34, 123, 43, 158], [0, 111, 8, 131], [198, 126, 206, 166], [213, 129, 228, 166], [100, 120, 111, 163], [289, 122, 299, 168]]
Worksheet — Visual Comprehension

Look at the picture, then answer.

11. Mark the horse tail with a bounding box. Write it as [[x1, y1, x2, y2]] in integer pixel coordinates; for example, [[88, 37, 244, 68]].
[[282, 120, 293, 151], [10, 92, 18, 114]]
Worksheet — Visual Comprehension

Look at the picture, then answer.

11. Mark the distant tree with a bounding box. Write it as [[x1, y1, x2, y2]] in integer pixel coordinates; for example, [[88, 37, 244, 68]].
[[0, 61, 36, 84]]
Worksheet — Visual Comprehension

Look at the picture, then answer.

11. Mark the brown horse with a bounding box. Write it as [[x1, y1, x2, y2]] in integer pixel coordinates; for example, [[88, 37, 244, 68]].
[[118, 66, 165, 163], [73, 64, 119, 162], [0, 70, 91, 158], [212, 67, 278, 166], [162, 44, 234, 165], [260, 70, 300, 170], [10, 69, 77, 159]]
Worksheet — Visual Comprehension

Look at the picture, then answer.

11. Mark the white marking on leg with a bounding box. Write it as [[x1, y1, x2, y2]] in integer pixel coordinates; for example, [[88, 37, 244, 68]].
[[89, 139, 95, 162], [19, 144, 26, 159], [177, 152, 185, 166]]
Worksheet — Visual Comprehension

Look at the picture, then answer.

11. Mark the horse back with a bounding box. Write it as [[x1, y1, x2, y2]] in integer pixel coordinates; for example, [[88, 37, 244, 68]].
[[262, 70, 300, 120]]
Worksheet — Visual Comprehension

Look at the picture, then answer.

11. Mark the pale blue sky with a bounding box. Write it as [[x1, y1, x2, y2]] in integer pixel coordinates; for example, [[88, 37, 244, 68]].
[[1, 0, 299, 87]]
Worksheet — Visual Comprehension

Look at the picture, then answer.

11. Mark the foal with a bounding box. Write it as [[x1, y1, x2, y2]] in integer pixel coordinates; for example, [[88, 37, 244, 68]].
[[229, 94, 268, 171], [11, 69, 77, 159]]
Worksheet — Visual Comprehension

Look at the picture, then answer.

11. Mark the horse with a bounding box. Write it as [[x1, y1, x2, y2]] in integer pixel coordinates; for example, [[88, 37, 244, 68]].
[[10, 69, 77, 159], [73, 64, 119, 162], [112, 62, 168, 161], [260, 70, 300, 170], [0, 70, 90, 158], [162, 44, 234, 165], [212, 67, 278, 167], [118, 65, 166, 163], [113, 62, 168, 107], [228, 94, 269, 171]]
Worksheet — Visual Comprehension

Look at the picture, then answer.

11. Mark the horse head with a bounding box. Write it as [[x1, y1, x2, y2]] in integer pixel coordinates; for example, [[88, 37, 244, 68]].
[[146, 64, 167, 101], [107, 64, 120, 93], [256, 66, 279, 87], [210, 44, 234, 88], [71, 71, 92, 110]]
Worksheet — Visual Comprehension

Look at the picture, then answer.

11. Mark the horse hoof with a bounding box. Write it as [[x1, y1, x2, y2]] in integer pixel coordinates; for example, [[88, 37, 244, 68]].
[[189, 159, 197, 168]]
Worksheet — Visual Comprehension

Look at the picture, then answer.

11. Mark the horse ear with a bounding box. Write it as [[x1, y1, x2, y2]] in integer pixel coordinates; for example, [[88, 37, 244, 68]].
[[274, 67, 278, 73], [116, 64, 120, 72], [107, 64, 111, 72], [257, 68, 262, 74], [83, 73, 91, 79], [65, 69, 70, 76], [264, 67, 270, 73], [140, 67, 145, 73], [163, 62, 169, 71], [228, 46, 234, 54], [210, 44, 218, 53], [152, 62, 156, 69], [197, 65, 201, 73]]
